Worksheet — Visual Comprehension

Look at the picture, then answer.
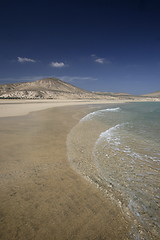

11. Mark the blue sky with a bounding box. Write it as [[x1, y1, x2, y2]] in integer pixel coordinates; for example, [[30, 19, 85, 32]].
[[0, 0, 160, 94]]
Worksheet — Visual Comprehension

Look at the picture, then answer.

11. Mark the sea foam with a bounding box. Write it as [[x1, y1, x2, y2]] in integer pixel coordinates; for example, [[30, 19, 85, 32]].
[[80, 107, 121, 122], [68, 102, 160, 239]]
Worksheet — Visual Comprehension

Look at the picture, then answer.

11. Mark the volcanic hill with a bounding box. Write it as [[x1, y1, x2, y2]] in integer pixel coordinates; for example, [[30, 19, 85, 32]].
[[0, 78, 94, 99], [0, 77, 159, 101]]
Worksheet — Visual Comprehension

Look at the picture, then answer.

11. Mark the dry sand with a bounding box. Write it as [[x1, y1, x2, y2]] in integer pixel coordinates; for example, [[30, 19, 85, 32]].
[[0, 99, 128, 118], [0, 100, 133, 240]]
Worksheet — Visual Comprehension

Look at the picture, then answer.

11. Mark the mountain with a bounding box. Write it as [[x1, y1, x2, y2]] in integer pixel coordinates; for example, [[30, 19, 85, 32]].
[[141, 91, 160, 97], [0, 78, 95, 99], [0, 78, 159, 100]]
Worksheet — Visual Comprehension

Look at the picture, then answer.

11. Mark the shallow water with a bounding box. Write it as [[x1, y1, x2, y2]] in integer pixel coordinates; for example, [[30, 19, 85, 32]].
[[67, 102, 160, 240]]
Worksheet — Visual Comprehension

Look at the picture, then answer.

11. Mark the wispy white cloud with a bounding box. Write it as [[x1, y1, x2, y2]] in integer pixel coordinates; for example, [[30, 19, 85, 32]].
[[57, 76, 97, 82], [91, 54, 111, 64], [50, 62, 66, 68], [17, 57, 36, 63], [95, 58, 105, 64]]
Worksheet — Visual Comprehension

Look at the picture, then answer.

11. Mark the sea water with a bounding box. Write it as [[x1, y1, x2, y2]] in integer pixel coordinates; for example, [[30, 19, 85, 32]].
[[67, 102, 160, 239]]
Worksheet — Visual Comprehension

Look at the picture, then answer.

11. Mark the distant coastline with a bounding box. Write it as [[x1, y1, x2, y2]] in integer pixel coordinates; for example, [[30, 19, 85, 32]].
[[0, 77, 160, 101]]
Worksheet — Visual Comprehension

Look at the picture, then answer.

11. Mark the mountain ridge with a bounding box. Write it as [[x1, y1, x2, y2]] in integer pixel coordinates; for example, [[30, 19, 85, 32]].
[[0, 78, 95, 99], [141, 91, 160, 97], [0, 77, 160, 100]]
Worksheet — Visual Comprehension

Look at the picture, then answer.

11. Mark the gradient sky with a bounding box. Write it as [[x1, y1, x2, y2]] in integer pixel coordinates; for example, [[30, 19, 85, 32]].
[[0, 0, 160, 94]]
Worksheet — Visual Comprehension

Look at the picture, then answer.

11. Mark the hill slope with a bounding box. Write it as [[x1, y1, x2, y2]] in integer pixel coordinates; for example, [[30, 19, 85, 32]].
[[0, 78, 94, 99], [141, 91, 160, 97], [11, 78, 88, 92], [0, 78, 160, 101]]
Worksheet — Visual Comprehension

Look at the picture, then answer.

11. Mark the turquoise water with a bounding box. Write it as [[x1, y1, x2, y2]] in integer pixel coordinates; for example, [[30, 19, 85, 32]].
[[67, 102, 160, 239]]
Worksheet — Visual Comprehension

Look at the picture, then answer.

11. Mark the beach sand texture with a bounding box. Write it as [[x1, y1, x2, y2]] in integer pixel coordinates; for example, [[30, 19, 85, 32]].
[[0, 99, 128, 118], [0, 102, 132, 240]]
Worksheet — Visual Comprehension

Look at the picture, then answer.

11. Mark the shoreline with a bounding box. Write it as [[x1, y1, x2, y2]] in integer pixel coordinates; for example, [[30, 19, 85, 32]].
[[67, 103, 160, 240], [0, 99, 128, 118], [0, 103, 133, 239], [0, 98, 159, 118]]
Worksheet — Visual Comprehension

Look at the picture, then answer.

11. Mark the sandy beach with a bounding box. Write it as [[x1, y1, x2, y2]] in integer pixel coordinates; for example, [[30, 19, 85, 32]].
[[0, 99, 130, 118], [0, 100, 133, 239]]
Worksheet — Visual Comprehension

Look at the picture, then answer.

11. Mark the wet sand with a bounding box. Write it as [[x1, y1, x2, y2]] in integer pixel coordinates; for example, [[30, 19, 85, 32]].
[[0, 104, 132, 240]]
